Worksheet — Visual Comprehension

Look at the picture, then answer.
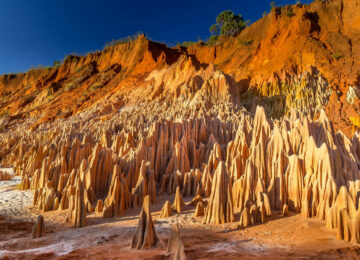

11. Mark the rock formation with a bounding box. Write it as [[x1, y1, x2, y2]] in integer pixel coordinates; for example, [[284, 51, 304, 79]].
[[5, 100, 360, 244], [0, 0, 360, 247], [66, 180, 87, 228], [131, 195, 158, 250], [282, 204, 289, 217], [32, 215, 45, 238], [204, 162, 234, 224], [167, 224, 186, 260], [239, 206, 250, 228], [325, 186, 360, 243], [194, 201, 205, 217], [0, 171, 12, 181], [172, 186, 185, 214], [160, 200, 172, 218], [95, 199, 103, 213]]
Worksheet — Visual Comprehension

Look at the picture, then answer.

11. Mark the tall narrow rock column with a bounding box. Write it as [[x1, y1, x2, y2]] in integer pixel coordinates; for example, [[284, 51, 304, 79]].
[[131, 195, 159, 250], [204, 161, 234, 224]]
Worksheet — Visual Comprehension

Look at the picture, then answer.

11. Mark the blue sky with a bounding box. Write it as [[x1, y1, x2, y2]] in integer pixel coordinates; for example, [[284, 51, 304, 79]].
[[0, 0, 307, 74]]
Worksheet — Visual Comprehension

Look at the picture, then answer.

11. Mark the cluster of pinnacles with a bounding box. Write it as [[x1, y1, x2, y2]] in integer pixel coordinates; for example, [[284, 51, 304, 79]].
[[1, 105, 360, 248]]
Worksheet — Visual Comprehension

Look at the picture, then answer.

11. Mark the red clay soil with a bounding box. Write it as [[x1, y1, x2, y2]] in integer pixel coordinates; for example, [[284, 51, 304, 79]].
[[0, 0, 359, 135]]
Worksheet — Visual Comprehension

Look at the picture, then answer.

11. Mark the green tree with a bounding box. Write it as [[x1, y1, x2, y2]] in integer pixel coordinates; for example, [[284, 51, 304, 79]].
[[53, 60, 61, 67], [210, 10, 247, 38]]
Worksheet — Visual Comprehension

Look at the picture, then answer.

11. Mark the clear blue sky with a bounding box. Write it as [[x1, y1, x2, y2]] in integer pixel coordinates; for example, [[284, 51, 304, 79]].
[[0, 0, 306, 74]]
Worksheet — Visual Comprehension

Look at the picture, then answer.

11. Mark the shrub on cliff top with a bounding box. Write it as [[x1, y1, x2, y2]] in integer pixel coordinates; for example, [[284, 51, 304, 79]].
[[206, 35, 219, 46], [104, 32, 144, 49], [179, 41, 196, 47], [53, 60, 61, 68], [210, 10, 247, 38]]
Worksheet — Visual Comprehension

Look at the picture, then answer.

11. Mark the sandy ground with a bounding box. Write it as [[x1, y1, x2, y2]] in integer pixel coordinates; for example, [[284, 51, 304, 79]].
[[0, 169, 360, 259], [0, 168, 34, 221]]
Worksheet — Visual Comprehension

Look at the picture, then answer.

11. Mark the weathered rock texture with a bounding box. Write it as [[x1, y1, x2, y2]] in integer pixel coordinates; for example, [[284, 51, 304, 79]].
[[160, 200, 172, 218], [167, 224, 186, 260], [204, 162, 234, 224], [4, 99, 360, 245], [131, 195, 158, 250], [31, 215, 45, 238], [194, 201, 205, 217], [0, 171, 12, 181], [66, 180, 87, 228], [172, 186, 185, 214], [0, 0, 359, 137], [0, 0, 359, 246]]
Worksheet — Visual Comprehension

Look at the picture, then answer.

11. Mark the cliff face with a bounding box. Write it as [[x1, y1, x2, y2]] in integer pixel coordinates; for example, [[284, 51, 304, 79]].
[[0, 36, 183, 129], [186, 0, 360, 133], [0, 0, 359, 134]]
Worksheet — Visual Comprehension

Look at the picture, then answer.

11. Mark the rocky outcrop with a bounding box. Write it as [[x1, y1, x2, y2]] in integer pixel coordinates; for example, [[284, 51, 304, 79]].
[[166, 224, 186, 260], [325, 186, 360, 243], [0, 171, 12, 181], [2, 2, 360, 251], [194, 201, 205, 217], [160, 200, 172, 218], [102, 165, 129, 218], [204, 162, 234, 224], [282, 204, 289, 216], [0, 33, 360, 246], [131, 195, 158, 250], [66, 180, 87, 228], [95, 199, 103, 213], [3, 98, 360, 246], [172, 186, 185, 214], [239, 206, 250, 228], [20, 175, 30, 190], [32, 215, 45, 238]]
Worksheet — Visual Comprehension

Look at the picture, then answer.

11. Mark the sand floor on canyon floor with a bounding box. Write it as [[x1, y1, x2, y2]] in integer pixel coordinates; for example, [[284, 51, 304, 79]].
[[0, 168, 34, 221], [0, 168, 359, 259]]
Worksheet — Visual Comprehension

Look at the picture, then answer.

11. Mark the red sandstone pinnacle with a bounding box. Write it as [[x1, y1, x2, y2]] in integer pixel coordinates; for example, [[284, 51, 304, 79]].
[[3, 51, 360, 248], [20, 175, 30, 190], [32, 215, 45, 239], [102, 165, 128, 218], [239, 206, 250, 228], [204, 161, 234, 224], [166, 224, 186, 260], [194, 201, 205, 217], [132, 160, 157, 207], [66, 180, 87, 228], [160, 200, 172, 218], [95, 199, 103, 213], [190, 194, 203, 207], [0, 171, 12, 181], [282, 204, 289, 216], [131, 195, 158, 250], [326, 186, 360, 243], [172, 186, 185, 213]]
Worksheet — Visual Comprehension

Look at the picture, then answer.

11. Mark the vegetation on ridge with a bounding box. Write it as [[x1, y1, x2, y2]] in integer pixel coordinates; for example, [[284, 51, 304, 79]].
[[208, 10, 248, 45], [104, 32, 145, 49]]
